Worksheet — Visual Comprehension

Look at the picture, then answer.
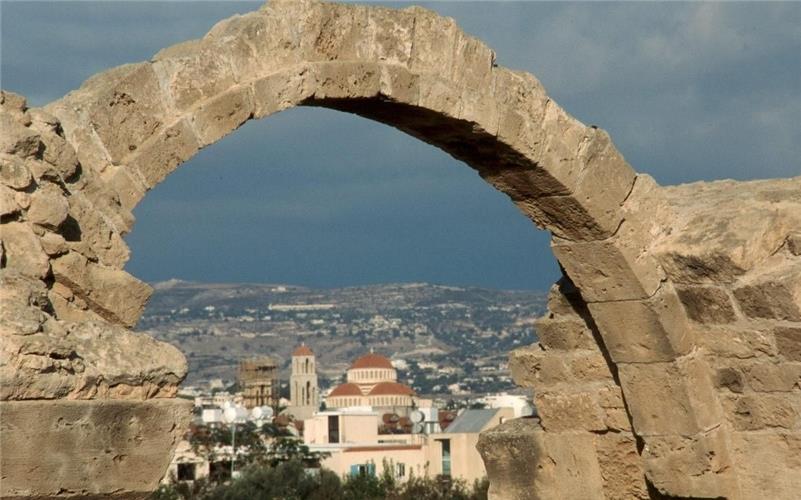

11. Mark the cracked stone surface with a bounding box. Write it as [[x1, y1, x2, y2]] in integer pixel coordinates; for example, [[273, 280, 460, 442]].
[[1, 1, 799, 498]]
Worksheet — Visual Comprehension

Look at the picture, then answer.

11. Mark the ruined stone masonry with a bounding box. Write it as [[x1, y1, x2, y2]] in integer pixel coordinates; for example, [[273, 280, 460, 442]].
[[1, 1, 798, 498]]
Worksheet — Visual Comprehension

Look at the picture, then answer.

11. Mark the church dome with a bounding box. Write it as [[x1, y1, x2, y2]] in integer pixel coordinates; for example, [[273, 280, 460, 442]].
[[329, 383, 363, 397], [368, 381, 415, 396], [292, 344, 314, 357], [350, 353, 393, 370]]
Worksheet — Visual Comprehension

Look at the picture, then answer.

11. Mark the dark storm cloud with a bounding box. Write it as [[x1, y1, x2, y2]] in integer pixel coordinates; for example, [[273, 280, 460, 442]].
[[2, 2, 798, 290]]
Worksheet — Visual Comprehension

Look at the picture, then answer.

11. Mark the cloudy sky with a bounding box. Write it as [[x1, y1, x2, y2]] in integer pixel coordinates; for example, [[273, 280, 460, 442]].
[[2, 1, 799, 291]]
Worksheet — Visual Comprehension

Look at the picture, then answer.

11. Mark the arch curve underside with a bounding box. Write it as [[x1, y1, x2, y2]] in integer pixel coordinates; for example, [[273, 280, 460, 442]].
[[1, 1, 800, 498]]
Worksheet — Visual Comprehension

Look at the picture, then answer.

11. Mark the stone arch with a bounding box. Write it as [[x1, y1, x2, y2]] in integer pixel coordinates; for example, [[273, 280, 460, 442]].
[[5, 1, 800, 499]]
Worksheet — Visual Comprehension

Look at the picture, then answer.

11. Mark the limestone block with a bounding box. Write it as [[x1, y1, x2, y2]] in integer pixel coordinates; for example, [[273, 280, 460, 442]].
[[552, 228, 664, 303], [0, 113, 42, 158], [27, 182, 69, 229], [618, 353, 723, 436], [0, 222, 49, 279], [731, 430, 801, 499], [535, 390, 607, 432], [252, 65, 319, 119], [534, 316, 596, 351], [313, 61, 381, 100], [367, 7, 415, 66], [733, 261, 801, 321], [84, 63, 167, 163], [190, 85, 255, 147], [595, 433, 649, 499], [676, 285, 737, 324], [545, 277, 589, 318], [775, 326, 801, 362], [722, 393, 799, 431], [127, 118, 200, 189], [0, 153, 33, 189], [519, 194, 616, 241], [0, 399, 191, 499], [477, 418, 606, 500], [587, 282, 694, 363], [51, 252, 151, 328], [642, 427, 736, 498]]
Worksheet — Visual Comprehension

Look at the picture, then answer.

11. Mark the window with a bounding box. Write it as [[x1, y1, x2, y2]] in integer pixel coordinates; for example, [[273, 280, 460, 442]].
[[396, 463, 406, 479], [439, 439, 451, 477], [328, 415, 340, 443], [350, 463, 376, 477], [177, 462, 196, 481]]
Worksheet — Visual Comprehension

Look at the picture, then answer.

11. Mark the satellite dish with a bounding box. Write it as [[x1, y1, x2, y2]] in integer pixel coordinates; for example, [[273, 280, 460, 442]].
[[410, 410, 425, 424], [411, 423, 424, 434]]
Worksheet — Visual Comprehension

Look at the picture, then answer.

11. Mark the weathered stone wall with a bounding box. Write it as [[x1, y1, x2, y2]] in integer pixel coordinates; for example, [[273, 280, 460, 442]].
[[1, 1, 798, 498]]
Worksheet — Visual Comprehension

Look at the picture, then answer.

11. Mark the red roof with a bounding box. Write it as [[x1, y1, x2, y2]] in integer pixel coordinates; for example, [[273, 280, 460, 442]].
[[350, 353, 393, 370], [368, 381, 415, 396], [292, 344, 314, 357], [329, 383, 364, 397]]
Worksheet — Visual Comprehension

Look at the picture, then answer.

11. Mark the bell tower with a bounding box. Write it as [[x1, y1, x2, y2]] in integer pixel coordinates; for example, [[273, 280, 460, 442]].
[[289, 343, 318, 421]]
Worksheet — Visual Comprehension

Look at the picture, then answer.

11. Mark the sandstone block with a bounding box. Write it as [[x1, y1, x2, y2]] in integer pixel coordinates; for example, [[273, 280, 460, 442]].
[[85, 63, 167, 163], [733, 262, 801, 321], [313, 61, 381, 100], [788, 232, 801, 256], [152, 44, 236, 112], [587, 282, 694, 363], [0, 154, 33, 189], [731, 430, 801, 499], [39, 231, 68, 256], [0, 113, 42, 158], [535, 390, 606, 432], [0, 184, 19, 216], [407, 6, 459, 75], [723, 393, 799, 431], [534, 316, 596, 351], [64, 193, 131, 267], [0, 399, 191, 498], [416, 74, 461, 118], [595, 433, 649, 499], [1, 90, 28, 114], [714, 366, 745, 393], [697, 324, 777, 359], [642, 427, 736, 498], [51, 252, 151, 328], [618, 353, 722, 436], [311, 3, 371, 62], [741, 361, 801, 392], [676, 285, 737, 324], [509, 344, 570, 387], [190, 85, 254, 147], [477, 418, 606, 500], [552, 228, 664, 303], [367, 7, 415, 66], [775, 326, 801, 362], [378, 64, 419, 105], [0, 222, 49, 279], [252, 65, 318, 119], [27, 182, 69, 228], [127, 118, 199, 188], [100, 164, 148, 211]]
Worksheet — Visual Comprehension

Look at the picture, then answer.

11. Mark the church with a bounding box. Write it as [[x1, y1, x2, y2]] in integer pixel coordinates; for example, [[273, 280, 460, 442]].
[[327, 351, 416, 413]]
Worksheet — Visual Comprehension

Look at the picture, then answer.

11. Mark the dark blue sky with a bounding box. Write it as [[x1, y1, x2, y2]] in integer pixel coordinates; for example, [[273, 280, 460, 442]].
[[2, 2, 799, 290]]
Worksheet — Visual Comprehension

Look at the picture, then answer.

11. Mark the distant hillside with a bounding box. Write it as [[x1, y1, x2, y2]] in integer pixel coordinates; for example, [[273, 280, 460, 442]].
[[138, 281, 547, 396]]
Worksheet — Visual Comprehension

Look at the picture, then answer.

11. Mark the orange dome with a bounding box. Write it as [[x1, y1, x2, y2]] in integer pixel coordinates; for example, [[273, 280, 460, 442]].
[[292, 344, 314, 356], [329, 383, 363, 397], [368, 381, 415, 396], [350, 353, 393, 370]]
